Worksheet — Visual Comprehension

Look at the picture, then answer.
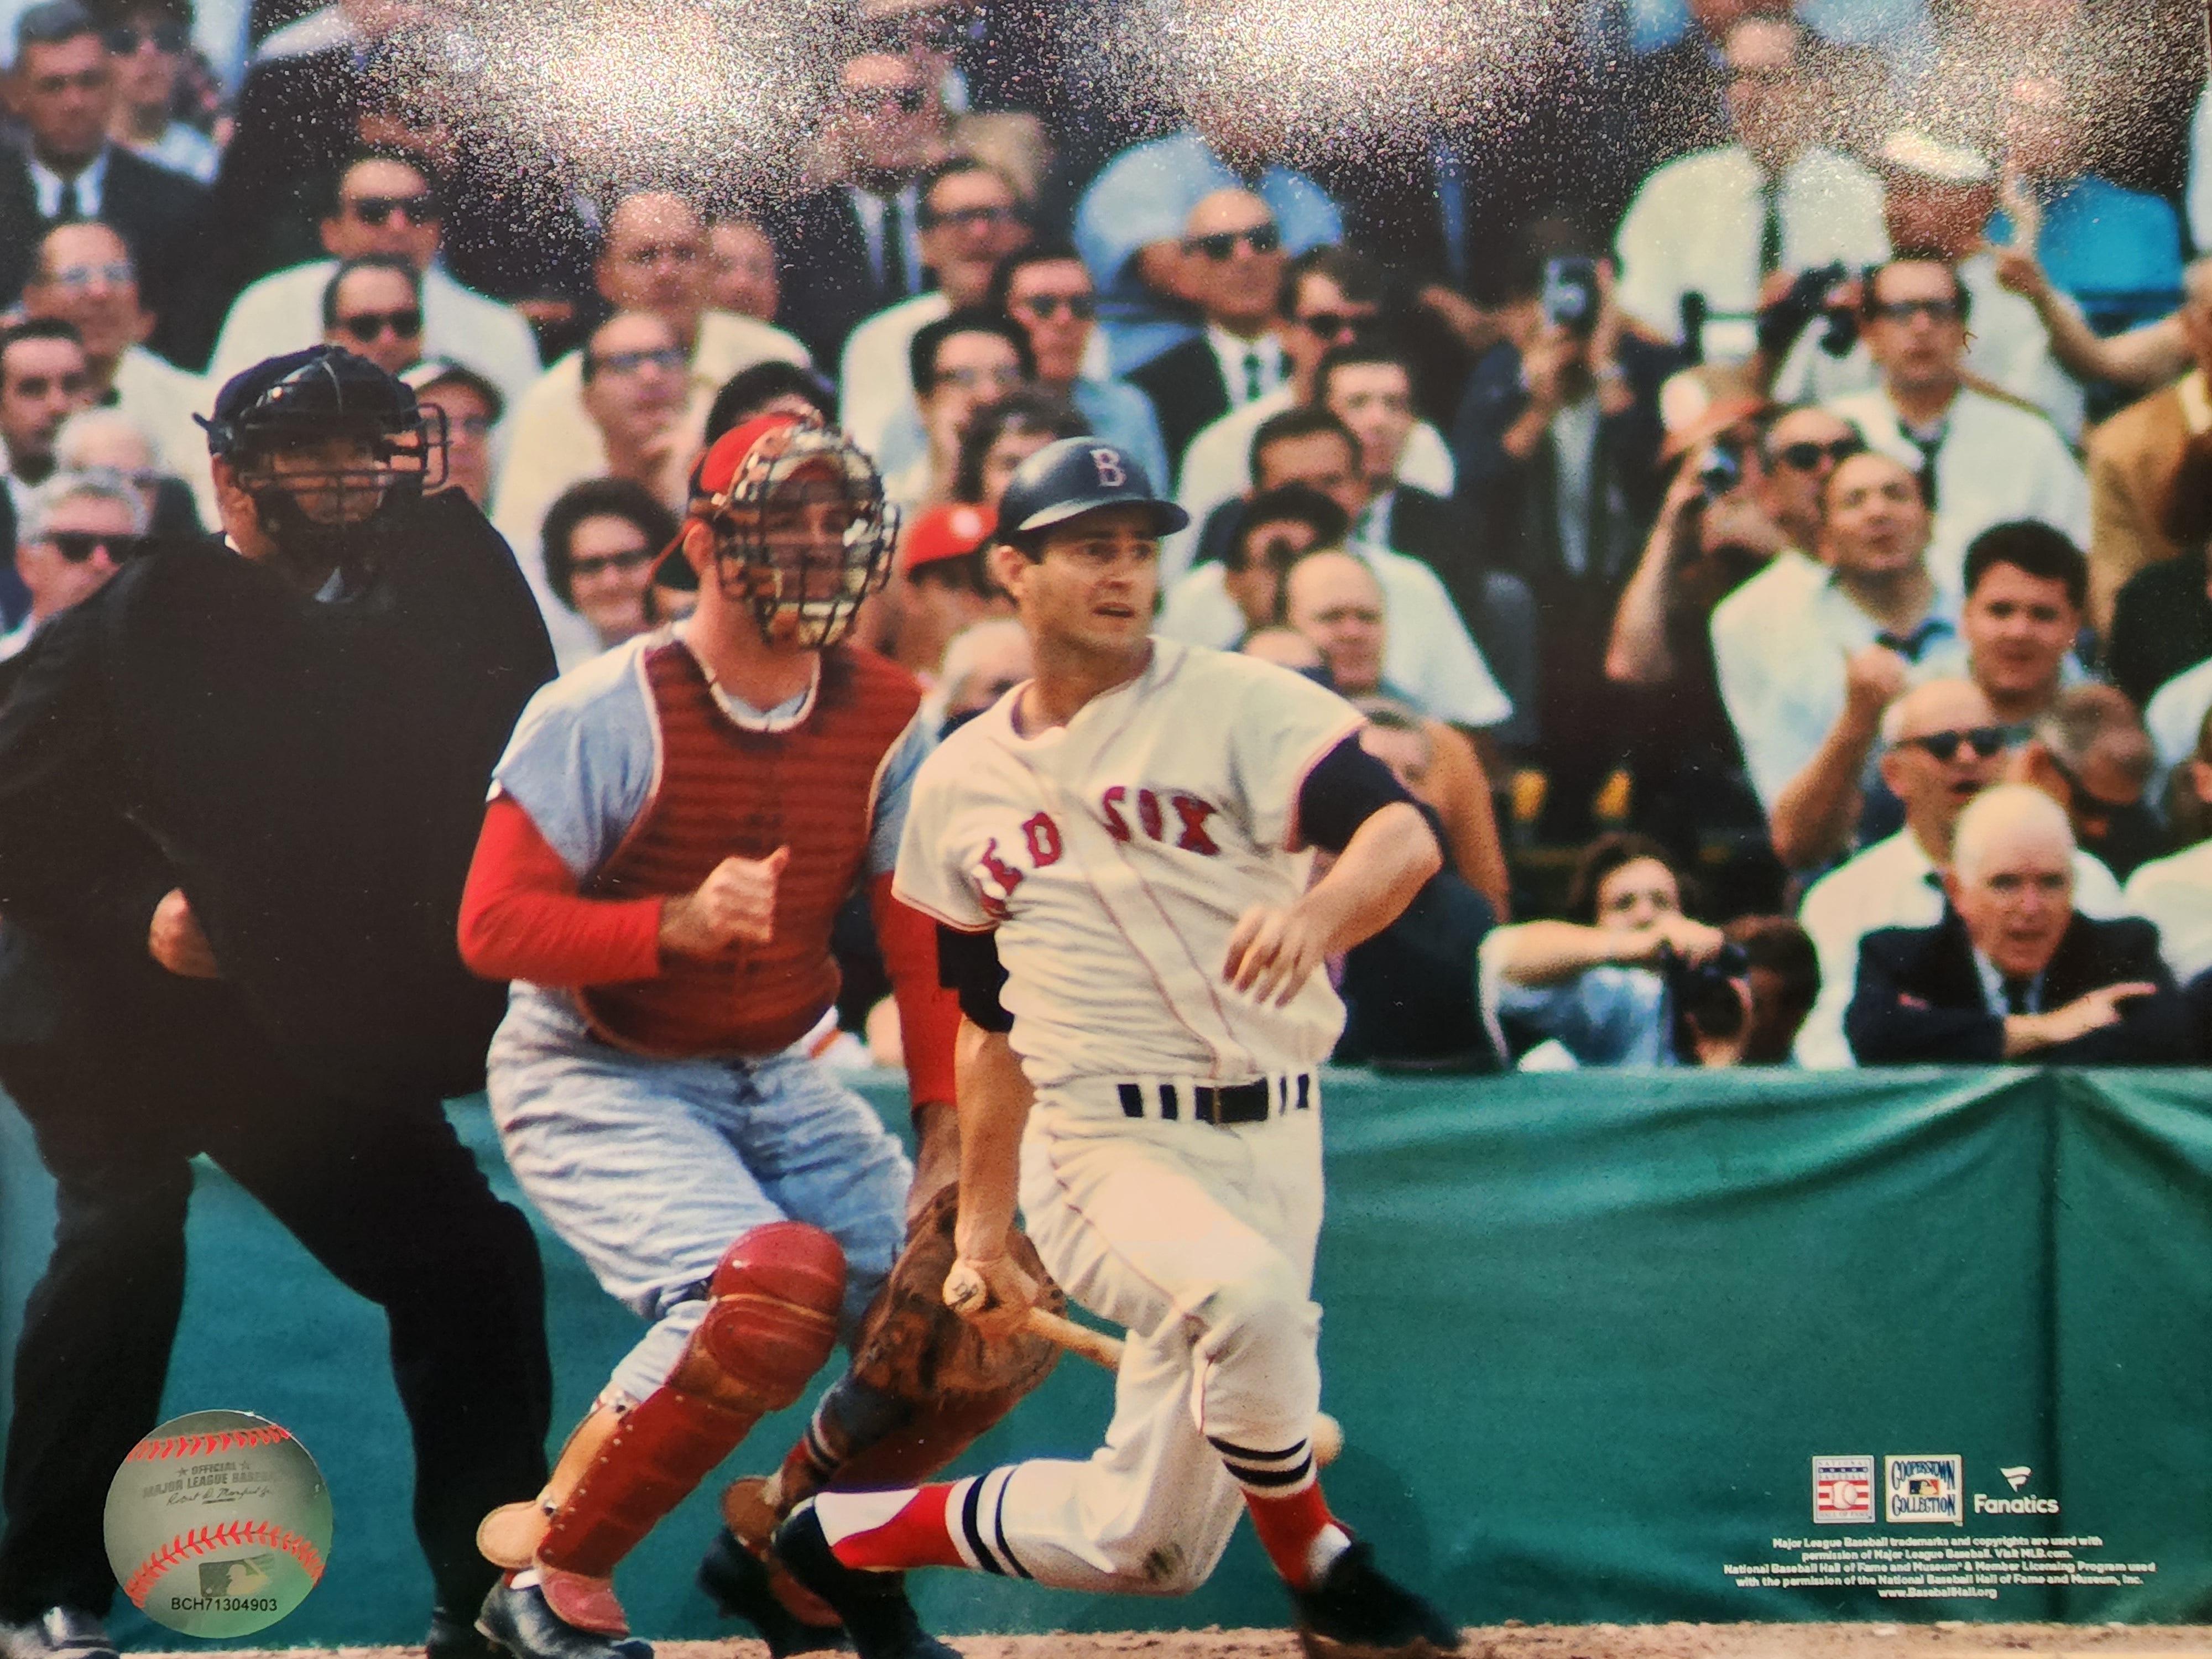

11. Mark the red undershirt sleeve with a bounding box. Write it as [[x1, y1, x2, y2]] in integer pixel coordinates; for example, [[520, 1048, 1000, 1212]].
[[870, 871, 959, 1111], [457, 793, 665, 987]]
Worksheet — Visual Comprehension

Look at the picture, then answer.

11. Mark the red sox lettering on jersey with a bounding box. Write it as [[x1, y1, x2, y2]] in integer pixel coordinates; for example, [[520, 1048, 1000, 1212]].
[[972, 789, 1221, 920], [897, 640, 1364, 1087]]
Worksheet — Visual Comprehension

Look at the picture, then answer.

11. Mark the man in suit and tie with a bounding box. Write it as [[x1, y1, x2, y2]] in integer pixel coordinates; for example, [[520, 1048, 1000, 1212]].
[[1, 2, 210, 366], [0, 320, 100, 629], [1126, 188, 1290, 486], [1845, 782, 2197, 1066], [766, 45, 950, 366]]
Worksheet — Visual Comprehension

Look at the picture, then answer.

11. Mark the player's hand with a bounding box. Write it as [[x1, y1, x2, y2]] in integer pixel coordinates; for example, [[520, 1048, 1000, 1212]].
[[943, 1251, 1039, 1344], [658, 848, 788, 957], [147, 888, 220, 978], [1223, 901, 1332, 1008], [1842, 644, 1911, 723], [2021, 982, 2160, 1048]]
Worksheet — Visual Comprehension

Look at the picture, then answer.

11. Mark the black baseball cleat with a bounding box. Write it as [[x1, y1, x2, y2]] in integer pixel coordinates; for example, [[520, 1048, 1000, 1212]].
[[427, 1603, 503, 1659], [697, 1526, 848, 1655], [1290, 1541, 1464, 1658], [0, 1608, 116, 1659], [475, 1579, 653, 1659], [771, 1499, 960, 1659]]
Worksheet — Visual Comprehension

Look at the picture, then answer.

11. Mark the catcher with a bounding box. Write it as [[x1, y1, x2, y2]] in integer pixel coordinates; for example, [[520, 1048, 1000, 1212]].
[[458, 411, 1061, 1659]]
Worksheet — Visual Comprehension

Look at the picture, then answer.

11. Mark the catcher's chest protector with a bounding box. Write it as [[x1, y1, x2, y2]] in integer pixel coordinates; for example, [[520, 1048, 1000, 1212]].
[[579, 639, 920, 1057]]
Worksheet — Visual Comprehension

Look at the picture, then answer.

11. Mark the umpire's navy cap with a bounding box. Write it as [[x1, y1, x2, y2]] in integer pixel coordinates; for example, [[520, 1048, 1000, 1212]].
[[995, 438, 1190, 539]]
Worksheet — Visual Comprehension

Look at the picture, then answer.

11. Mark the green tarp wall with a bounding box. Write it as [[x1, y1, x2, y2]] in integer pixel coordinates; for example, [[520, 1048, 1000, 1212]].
[[3, 1067, 2209, 1644]]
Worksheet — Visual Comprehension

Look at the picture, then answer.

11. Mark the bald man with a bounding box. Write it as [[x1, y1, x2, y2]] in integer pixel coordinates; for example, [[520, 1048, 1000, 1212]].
[[1794, 680, 2125, 1067], [1845, 783, 2194, 1065], [1285, 551, 1510, 917], [1127, 189, 1291, 477]]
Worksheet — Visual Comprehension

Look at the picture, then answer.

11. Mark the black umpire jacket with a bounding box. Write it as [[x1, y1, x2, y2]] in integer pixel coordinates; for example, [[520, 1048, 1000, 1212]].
[[0, 489, 554, 1100]]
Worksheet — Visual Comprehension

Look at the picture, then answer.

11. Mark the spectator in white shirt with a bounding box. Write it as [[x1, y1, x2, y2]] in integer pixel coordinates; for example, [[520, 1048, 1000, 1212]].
[[494, 309, 688, 666], [1771, 128, 2083, 438], [839, 157, 1031, 465], [100, 0, 215, 183], [2124, 705, 2212, 984], [319, 256, 422, 378], [1170, 246, 1457, 585], [1727, 448, 1964, 862], [16, 217, 212, 524], [1827, 255, 2089, 587], [1614, 12, 1889, 358], [207, 151, 542, 415], [1793, 676, 2126, 1066], [1154, 403, 1510, 729], [2146, 657, 2212, 775]]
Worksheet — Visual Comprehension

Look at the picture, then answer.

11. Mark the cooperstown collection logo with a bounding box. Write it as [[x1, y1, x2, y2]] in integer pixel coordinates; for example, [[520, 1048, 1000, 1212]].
[[1809, 1456, 2060, 1525]]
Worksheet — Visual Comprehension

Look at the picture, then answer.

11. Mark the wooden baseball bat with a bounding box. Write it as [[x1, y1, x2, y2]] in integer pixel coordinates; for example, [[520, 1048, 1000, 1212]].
[[945, 1264, 1343, 1463]]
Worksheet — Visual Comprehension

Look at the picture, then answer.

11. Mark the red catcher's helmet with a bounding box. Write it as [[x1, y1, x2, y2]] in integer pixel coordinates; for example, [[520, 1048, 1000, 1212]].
[[660, 413, 897, 650]]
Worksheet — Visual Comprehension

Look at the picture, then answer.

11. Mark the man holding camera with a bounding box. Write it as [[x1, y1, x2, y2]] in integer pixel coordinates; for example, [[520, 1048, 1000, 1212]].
[[1451, 241, 1663, 832]]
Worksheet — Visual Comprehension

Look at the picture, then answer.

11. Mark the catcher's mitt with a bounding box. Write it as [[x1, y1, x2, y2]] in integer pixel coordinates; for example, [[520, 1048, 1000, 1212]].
[[851, 1181, 1065, 1403]]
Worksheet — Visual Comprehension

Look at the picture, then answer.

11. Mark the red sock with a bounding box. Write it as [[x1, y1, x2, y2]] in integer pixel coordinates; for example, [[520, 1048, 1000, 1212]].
[[816, 1483, 967, 1571], [1243, 1481, 1348, 1589]]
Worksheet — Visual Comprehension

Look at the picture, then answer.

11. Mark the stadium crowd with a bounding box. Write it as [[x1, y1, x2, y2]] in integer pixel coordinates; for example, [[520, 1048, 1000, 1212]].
[[3, 0, 2212, 1073]]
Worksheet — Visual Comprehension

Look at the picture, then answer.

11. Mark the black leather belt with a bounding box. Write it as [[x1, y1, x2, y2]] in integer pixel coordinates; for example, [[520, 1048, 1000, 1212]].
[[1115, 1074, 1312, 1124]]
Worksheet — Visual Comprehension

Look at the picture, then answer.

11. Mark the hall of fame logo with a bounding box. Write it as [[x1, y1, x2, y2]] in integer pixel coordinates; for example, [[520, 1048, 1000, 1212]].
[[1813, 1454, 1875, 1525]]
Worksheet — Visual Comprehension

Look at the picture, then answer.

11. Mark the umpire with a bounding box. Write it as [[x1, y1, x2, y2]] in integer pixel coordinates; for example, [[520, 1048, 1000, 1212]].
[[0, 348, 555, 1659]]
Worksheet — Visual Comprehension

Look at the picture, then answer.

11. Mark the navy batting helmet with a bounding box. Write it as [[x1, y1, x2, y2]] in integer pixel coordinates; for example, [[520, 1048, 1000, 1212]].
[[995, 438, 1190, 541]]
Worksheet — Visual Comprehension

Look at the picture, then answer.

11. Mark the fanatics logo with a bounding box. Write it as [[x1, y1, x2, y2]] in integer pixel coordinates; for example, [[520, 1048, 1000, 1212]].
[[1813, 1455, 1875, 1525], [1885, 1454, 1964, 1525]]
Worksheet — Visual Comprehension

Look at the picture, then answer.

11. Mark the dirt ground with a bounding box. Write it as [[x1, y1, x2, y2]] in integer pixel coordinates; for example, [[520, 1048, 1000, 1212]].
[[179, 1626, 2212, 1659]]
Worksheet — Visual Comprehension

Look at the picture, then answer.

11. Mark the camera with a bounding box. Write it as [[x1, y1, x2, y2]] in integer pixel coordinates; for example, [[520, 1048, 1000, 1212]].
[[1660, 940, 1752, 1049], [1540, 256, 1599, 338], [1697, 439, 1744, 502]]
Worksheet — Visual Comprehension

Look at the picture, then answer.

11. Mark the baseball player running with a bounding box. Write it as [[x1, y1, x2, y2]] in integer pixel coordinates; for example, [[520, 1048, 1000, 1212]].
[[770, 439, 1465, 1658], [457, 413, 1058, 1659]]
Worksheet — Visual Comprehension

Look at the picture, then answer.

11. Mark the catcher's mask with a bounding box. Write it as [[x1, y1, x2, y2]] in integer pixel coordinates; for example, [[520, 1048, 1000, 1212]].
[[666, 413, 896, 650], [200, 346, 447, 571]]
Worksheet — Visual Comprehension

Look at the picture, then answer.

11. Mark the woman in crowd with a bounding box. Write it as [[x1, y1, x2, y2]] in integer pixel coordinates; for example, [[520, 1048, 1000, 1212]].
[[538, 478, 680, 654]]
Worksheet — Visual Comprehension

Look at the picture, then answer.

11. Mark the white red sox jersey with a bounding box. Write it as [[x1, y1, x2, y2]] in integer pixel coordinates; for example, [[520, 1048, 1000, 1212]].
[[894, 639, 1362, 1089]]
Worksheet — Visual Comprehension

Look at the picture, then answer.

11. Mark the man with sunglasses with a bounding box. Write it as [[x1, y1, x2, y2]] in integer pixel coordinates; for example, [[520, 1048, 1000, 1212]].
[[91, 0, 212, 184], [320, 254, 424, 378], [839, 158, 1032, 468], [986, 242, 1169, 492], [0, 465, 143, 665], [0, 1, 213, 367], [0, 345, 557, 1659], [208, 150, 542, 420], [767, 48, 950, 366], [1793, 677, 2126, 1067], [1827, 256, 2088, 588], [1073, 86, 1343, 376], [1124, 190, 1292, 481]]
